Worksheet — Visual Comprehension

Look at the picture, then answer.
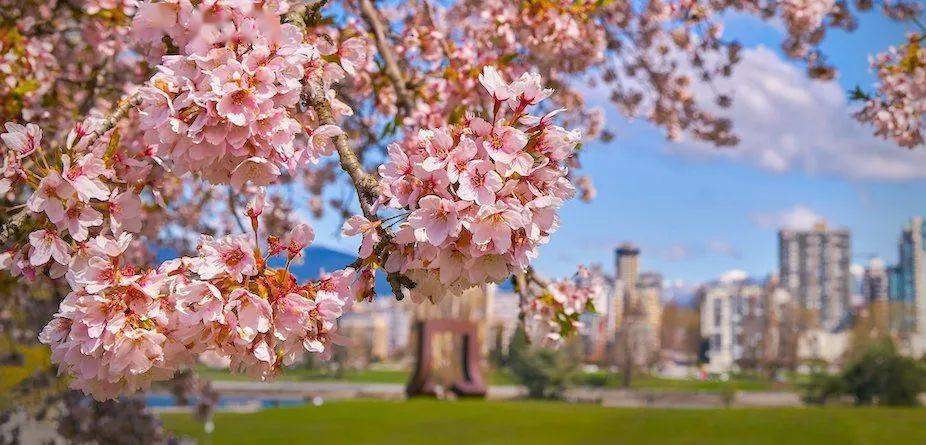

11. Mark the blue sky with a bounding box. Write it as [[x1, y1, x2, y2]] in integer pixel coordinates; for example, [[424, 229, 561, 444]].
[[311, 10, 926, 290]]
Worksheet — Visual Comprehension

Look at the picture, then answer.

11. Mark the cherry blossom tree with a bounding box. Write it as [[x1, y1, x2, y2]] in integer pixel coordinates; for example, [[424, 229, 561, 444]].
[[0, 0, 921, 409]]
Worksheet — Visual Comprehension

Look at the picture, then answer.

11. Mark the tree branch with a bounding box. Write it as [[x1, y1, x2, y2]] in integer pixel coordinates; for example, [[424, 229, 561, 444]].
[[0, 210, 29, 248], [357, 0, 415, 115], [80, 93, 141, 150], [302, 82, 379, 216], [302, 80, 415, 299]]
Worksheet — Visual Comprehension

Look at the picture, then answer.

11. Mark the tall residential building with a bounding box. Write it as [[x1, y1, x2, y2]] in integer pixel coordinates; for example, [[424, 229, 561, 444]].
[[609, 243, 640, 332], [638, 272, 664, 337], [615, 243, 640, 292], [778, 222, 852, 331], [896, 217, 926, 352], [698, 277, 764, 373], [862, 258, 889, 303]]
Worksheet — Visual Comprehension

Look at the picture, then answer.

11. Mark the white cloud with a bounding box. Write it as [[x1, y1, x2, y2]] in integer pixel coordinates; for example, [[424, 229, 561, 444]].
[[667, 46, 926, 181], [719, 269, 749, 283], [750, 204, 826, 230]]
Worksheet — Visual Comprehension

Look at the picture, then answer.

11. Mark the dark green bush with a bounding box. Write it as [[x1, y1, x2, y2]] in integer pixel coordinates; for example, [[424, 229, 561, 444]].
[[804, 340, 926, 406], [507, 327, 581, 399]]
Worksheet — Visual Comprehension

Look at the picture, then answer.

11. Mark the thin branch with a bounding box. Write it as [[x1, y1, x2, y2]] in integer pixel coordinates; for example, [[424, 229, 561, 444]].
[[227, 188, 247, 234], [357, 0, 415, 115], [303, 78, 414, 299], [0, 210, 29, 248], [79, 93, 141, 150], [303, 82, 379, 216], [525, 266, 551, 288], [513, 273, 529, 323]]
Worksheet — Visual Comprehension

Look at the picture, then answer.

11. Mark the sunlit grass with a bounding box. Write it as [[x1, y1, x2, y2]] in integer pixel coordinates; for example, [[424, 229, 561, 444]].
[[161, 399, 926, 445]]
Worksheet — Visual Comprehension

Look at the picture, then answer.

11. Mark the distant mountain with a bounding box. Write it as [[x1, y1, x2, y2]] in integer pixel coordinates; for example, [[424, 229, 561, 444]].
[[286, 246, 392, 296], [155, 244, 391, 295]]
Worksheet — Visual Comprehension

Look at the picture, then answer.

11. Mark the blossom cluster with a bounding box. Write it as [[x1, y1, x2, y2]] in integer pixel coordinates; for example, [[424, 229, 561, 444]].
[[0, 122, 149, 282], [135, 0, 370, 188], [38, 223, 358, 400], [523, 267, 600, 346], [372, 67, 581, 302], [779, 0, 837, 36], [855, 34, 925, 148]]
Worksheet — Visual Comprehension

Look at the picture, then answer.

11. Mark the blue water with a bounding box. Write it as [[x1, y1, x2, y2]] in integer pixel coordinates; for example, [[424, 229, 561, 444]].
[[146, 394, 306, 409]]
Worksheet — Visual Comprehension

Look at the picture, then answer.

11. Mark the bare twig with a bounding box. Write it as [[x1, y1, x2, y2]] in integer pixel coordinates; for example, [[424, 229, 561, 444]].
[[525, 266, 552, 288], [357, 0, 415, 115]]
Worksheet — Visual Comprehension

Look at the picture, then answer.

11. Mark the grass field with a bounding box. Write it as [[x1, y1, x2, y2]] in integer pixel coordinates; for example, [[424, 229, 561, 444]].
[[196, 366, 787, 392], [193, 366, 520, 385], [161, 399, 926, 445]]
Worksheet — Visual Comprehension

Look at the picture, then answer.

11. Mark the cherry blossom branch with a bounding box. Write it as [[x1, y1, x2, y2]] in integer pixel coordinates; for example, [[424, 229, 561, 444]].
[[227, 189, 247, 233], [302, 80, 415, 299], [357, 0, 415, 115], [0, 93, 140, 248], [0, 210, 29, 248], [525, 266, 552, 289], [79, 93, 141, 150], [302, 82, 379, 213], [513, 272, 529, 323]]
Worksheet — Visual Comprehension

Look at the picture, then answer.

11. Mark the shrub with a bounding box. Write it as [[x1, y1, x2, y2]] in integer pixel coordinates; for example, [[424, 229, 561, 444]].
[[507, 327, 581, 399], [803, 340, 926, 406]]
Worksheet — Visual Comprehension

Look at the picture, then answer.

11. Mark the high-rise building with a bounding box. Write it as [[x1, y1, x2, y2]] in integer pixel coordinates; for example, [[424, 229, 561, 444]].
[[778, 222, 852, 331], [608, 243, 640, 332], [862, 258, 889, 303], [607, 243, 663, 366], [698, 276, 765, 373], [615, 243, 640, 292], [895, 217, 926, 352], [638, 272, 664, 336]]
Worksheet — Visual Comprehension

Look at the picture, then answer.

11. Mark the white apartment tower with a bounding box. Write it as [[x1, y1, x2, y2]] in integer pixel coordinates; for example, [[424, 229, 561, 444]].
[[778, 222, 852, 331]]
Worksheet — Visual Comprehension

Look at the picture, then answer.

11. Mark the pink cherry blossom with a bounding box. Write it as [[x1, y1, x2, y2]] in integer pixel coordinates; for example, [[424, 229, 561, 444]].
[[28, 229, 71, 266], [59, 201, 104, 242], [230, 157, 282, 190], [456, 159, 503, 206], [307, 124, 344, 161], [27, 172, 72, 224], [108, 190, 144, 234], [62, 154, 110, 202], [508, 72, 554, 108], [471, 117, 529, 166], [194, 235, 257, 282], [478, 66, 512, 102], [1, 122, 42, 158], [342, 215, 380, 258], [225, 288, 272, 344], [408, 195, 461, 245], [283, 223, 315, 258]]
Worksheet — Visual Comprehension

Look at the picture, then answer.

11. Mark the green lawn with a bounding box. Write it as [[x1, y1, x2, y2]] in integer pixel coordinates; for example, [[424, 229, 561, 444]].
[[194, 366, 518, 385], [575, 371, 790, 392], [161, 399, 926, 445], [196, 366, 784, 392]]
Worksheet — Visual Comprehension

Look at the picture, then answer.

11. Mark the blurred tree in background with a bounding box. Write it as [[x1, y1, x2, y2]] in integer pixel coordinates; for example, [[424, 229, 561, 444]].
[[507, 327, 582, 399], [803, 340, 926, 406]]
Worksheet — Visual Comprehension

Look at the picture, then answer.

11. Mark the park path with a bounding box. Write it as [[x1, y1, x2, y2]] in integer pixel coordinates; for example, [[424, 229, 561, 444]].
[[200, 381, 801, 408], [208, 380, 526, 400]]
